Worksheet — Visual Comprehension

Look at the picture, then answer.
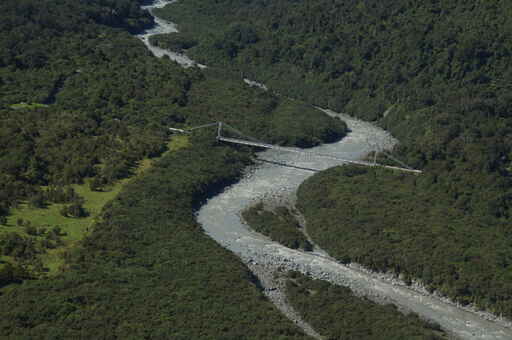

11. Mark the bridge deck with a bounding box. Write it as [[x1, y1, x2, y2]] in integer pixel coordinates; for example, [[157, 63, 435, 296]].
[[169, 123, 422, 174], [218, 136, 422, 174]]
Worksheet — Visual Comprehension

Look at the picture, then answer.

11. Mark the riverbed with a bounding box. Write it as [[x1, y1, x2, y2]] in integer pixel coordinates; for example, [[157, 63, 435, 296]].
[[195, 111, 511, 340], [137, 0, 205, 68]]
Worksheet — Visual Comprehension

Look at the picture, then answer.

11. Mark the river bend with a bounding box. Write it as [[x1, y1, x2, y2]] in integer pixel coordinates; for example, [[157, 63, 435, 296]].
[[138, 1, 512, 339]]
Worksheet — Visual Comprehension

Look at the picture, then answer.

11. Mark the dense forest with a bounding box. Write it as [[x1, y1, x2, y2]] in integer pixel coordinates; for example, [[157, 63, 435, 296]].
[[0, 0, 348, 337], [285, 271, 446, 339], [297, 165, 512, 318], [157, 0, 512, 318]]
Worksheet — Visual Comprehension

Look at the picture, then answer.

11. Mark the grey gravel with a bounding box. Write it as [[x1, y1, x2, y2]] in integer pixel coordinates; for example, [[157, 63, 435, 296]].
[[137, 0, 206, 68], [196, 111, 512, 340]]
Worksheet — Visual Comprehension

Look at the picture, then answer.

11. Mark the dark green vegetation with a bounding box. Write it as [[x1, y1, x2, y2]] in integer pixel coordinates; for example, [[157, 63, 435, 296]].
[[286, 271, 446, 340], [0, 134, 312, 339], [298, 165, 512, 317], [0, 0, 346, 282], [149, 33, 198, 53], [157, 0, 512, 317], [242, 203, 312, 251], [156, 0, 512, 120], [179, 70, 347, 148]]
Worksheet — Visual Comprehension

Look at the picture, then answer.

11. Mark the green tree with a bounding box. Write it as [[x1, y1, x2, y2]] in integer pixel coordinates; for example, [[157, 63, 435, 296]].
[[0, 263, 29, 287], [28, 192, 45, 209]]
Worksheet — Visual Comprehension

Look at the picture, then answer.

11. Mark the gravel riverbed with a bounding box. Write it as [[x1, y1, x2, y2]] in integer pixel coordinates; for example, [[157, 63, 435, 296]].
[[196, 111, 512, 340], [137, 0, 205, 68]]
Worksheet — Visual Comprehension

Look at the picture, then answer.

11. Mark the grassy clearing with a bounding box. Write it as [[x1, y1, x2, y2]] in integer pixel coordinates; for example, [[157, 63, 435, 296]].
[[167, 134, 190, 152], [0, 181, 127, 274], [0, 135, 190, 276]]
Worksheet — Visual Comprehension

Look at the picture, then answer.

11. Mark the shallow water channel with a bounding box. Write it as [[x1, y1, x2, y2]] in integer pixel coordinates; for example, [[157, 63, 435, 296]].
[[137, 0, 205, 68], [138, 1, 512, 339]]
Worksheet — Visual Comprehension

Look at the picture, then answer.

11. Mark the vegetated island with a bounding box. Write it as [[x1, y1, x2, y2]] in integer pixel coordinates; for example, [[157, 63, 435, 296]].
[[242, 202, 312, 251]]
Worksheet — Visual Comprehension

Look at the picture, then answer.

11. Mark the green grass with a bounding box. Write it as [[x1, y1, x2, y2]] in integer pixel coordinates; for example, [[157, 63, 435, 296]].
[[0, 181, 128, 274], [9, 102, 49, 110], [167, 134, 190, 152], [0, 135, 190, 276]]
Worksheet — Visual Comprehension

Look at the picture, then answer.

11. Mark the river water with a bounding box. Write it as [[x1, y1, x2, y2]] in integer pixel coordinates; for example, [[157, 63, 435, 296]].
[[138, 1, 512, 339], [137, 0, 205, 68]]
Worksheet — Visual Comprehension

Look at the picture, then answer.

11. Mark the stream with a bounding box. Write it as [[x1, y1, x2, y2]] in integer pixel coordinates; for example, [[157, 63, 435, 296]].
[[137, 1, 512, 339], [137, 0, 205, 68]]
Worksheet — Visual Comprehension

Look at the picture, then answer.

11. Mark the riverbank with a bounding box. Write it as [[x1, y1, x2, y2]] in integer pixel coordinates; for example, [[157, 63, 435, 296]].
[[137, 0, 204, 67]]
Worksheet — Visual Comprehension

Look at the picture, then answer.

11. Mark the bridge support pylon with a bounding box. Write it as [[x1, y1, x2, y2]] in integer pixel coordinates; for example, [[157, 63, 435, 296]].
[[217, 122, 222, 140]]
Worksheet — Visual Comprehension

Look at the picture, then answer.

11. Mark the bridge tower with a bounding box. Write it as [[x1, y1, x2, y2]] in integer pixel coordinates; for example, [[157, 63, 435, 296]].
[[216, 122, 223, 140]]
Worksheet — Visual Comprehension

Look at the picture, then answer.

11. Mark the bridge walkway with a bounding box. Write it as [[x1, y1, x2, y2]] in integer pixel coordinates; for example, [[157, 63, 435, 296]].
[[169, 122, 422, 174]]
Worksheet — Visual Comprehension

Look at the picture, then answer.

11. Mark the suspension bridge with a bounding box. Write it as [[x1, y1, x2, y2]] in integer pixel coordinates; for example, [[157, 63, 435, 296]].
[[169, 122, 422, 174]]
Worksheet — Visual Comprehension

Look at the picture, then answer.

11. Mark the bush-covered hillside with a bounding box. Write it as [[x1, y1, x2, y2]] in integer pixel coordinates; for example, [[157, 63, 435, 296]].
[[158, 0, 512, 120]]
